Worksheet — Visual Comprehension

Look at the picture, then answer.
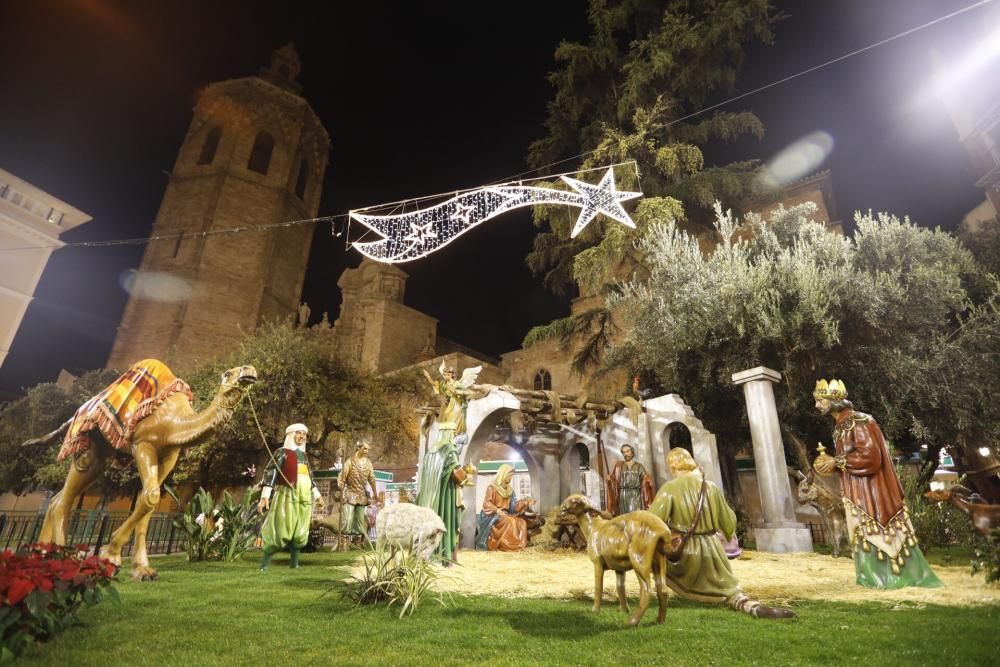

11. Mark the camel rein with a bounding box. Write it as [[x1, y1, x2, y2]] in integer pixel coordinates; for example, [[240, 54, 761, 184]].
[[243, 389, 295, 489]]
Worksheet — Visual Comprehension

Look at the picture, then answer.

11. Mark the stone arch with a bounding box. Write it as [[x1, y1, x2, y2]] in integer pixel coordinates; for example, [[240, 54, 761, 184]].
[[664, 422, 692, 453], [248, 131, 275, 174], [558, 441, 588, 498], [197, 126, 222, 165], [451, 390, 540, 549], [643, 394, 724, 494]]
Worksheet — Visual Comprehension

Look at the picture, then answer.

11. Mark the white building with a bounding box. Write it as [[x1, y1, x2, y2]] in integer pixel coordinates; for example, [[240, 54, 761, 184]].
[[0, 169, 90, 370]]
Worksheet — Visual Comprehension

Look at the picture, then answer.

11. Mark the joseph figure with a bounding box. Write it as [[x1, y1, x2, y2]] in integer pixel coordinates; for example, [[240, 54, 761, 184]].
[[606, 444, 655, 516], [813, 379, 941, 589]]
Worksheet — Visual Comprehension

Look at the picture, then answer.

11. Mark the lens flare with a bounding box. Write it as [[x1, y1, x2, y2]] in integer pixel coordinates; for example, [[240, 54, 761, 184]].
[[119, 269, 193, 303], [759, 131, 835, 187]]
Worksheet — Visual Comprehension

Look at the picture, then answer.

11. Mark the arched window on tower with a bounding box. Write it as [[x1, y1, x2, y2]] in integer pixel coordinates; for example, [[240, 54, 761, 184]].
[[197, 126, 222, 165], [533, 368, 552, 391], [294, 158, 310, 199], [247, 131, 274, 174]]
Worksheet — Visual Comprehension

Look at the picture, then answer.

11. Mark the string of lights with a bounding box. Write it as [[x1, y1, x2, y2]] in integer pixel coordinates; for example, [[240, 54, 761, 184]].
[[350, 166, 643, 263], [1, 0, 988, 256]]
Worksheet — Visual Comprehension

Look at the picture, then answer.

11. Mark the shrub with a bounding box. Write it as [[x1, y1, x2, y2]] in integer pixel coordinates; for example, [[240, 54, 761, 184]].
[[302, 525, 327, 553], [1, 544, 118, 660], [337, 542, 449, 618], [898, 466, 976, 550], [173, 488, 220, 561], [172, 487, 261, 562], [971, 530, 1000, 583]]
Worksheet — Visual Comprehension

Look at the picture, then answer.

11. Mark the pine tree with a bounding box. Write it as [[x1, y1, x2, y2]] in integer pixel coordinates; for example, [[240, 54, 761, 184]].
[[527, 0, 781, 296]]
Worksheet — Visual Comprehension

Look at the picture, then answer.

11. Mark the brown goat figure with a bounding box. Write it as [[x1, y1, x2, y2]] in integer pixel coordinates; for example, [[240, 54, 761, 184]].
[[925, 488, 1000, 542], [556, 493, 671, 627]]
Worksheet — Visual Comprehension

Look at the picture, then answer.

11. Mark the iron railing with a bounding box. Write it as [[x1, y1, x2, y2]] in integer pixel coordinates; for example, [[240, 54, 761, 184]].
[[0, 510, 182, 556]]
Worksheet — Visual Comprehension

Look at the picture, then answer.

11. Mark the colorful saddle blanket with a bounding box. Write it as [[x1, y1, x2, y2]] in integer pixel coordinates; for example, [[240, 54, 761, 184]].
[[58, 359, 192, 460]]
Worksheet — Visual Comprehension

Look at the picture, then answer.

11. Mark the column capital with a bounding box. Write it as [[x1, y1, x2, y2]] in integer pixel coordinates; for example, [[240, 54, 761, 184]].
[[731, 366, 782, 386]]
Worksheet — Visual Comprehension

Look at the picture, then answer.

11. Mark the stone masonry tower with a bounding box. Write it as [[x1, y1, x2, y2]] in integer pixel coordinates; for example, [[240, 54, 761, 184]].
[[107, 45, 330, 371]]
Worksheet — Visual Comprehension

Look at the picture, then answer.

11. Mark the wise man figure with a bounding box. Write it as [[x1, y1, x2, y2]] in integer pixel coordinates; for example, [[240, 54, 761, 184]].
[[606, 444, 655, 516], [813, 379, 941, 588], [257, 423, 324, 571], [339, 441, 378, 537]]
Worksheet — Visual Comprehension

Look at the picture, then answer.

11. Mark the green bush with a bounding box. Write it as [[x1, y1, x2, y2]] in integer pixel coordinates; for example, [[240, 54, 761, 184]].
[[898, 466, 976, 550], [172, 487, 260, 562], [971, 529, 1000, 583], [302, 525, 327, 553], [337, 543, 450, 618]]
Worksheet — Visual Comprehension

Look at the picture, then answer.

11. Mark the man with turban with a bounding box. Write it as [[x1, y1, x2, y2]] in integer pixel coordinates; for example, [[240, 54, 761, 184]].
[[257, 423, 324, 570]]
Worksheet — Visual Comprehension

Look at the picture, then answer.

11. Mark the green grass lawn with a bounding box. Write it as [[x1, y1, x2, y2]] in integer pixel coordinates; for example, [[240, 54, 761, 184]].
[[15, 551, 999, 666]]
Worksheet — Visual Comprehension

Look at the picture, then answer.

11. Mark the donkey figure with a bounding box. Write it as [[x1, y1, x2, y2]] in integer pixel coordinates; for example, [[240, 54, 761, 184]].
[[795, 469, 848, 557]]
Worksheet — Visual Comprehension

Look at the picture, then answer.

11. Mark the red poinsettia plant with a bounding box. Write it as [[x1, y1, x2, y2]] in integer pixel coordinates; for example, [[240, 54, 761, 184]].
[[1, 543, 119, 659]]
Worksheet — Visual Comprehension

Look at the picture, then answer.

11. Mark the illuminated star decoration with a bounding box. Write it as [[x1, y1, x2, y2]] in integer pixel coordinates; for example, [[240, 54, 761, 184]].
[[348, 167, 642, 263]]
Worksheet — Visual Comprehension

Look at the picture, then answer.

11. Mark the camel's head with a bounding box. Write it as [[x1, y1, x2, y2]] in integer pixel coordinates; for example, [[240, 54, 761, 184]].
[[220, 365, 258, 393], [557, 494, 610, 523]]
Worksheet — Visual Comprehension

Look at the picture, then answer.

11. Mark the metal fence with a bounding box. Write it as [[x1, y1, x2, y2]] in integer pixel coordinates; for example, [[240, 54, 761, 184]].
[[807, 521, 831, 545], [0, 510, 183, 556]]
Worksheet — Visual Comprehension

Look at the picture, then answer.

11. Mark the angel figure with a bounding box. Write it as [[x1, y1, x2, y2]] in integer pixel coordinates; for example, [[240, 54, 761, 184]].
[[416, 362, 482, 562], [421, 361, 482, 448]]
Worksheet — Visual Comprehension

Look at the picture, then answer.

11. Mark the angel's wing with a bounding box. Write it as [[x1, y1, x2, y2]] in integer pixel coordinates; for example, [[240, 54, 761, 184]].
[[458, 365, 482, 389], [438, 360, 448, 378]]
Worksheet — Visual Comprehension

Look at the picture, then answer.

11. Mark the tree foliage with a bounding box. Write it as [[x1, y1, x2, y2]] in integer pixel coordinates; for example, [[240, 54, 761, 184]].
[[613, 203, 1000, 481], [0, 321, 428, 501], [0, 369, 125, 496], [527, 0, 781, 296], [171, 319, 428, 492]]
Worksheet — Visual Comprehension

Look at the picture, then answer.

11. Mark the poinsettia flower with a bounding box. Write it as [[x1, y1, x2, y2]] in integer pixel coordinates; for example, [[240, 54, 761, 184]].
[[7, 577, 34, 604]]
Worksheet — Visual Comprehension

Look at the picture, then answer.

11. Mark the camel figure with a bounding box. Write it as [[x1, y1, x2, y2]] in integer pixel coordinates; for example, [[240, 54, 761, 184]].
[[557, 493, 671, 627], [925, 487, 1000, 542], [26, 360, 257, 580]]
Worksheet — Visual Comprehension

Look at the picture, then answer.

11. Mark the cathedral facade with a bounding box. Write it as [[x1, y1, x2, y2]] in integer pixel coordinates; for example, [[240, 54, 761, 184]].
[[107, 45, 330, 372]]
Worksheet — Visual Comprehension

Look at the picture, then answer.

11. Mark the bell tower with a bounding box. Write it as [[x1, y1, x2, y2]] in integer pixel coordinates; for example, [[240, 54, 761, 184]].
[[107, 45, 330, 371]]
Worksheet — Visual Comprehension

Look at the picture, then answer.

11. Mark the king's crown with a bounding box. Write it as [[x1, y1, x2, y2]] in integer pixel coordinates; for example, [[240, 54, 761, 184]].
[[813, 379, 848, 401]]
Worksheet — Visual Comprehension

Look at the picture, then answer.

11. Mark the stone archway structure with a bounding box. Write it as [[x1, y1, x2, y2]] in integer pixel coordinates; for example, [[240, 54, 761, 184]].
[[416, 386, 724, 549]]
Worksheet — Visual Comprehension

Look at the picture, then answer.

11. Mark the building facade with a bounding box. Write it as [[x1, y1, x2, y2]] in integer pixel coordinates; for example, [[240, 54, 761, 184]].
[[107, 45, 330, 371], [0, 169, 91, 370]]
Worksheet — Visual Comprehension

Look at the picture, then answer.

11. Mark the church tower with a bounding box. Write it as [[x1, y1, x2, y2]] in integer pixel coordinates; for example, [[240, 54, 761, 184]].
[[107, 45, 330, 371]]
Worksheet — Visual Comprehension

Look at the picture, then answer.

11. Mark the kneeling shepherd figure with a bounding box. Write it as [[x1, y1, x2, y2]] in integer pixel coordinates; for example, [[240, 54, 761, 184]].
[[649, 448, 794, 618]]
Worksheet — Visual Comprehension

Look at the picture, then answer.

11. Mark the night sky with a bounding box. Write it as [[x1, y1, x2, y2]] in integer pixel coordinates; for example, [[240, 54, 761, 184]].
[[0, 0, 993, 394]]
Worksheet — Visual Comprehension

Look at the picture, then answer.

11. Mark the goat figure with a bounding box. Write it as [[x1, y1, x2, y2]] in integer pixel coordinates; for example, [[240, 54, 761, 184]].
[[556, 493, 671, 627], [795, 469, 848, 557], [925, 487, 1000, 543]]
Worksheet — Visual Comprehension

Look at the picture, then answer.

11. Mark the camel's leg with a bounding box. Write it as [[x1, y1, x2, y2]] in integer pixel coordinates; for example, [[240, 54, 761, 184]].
[[129, 447, 180, 578], [103, 442, 160, 580], [616, 571, 630, 613], [654, 553, 668, 624], [592, 561, 605, 613], [39, 449, 105, 544]]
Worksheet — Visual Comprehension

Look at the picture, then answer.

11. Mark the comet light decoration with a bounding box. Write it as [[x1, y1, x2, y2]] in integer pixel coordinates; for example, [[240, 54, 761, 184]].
[[347, 167, 642, 263]]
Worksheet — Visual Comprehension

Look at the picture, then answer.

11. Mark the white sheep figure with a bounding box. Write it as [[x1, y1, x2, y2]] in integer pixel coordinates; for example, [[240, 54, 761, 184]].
[[376, 502, 446, 561]]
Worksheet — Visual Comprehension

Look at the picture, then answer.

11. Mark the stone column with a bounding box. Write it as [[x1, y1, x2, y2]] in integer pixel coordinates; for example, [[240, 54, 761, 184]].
[[732, 366, 813, 553]]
